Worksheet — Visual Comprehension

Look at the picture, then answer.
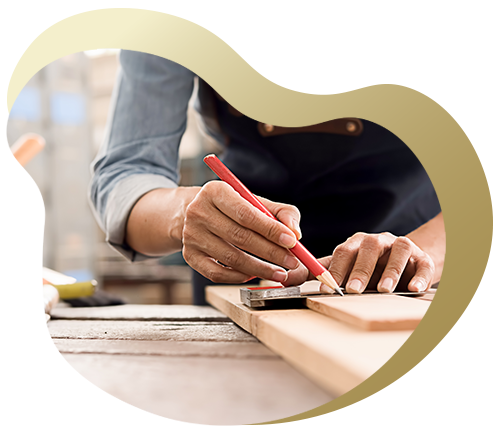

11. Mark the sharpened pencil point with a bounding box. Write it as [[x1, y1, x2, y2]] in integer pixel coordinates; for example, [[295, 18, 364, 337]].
[[316, 271, 343, 296]]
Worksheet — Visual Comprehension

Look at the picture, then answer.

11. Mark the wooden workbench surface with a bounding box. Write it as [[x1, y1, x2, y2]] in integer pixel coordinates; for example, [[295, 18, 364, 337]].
[[48, 304, 333, 425]]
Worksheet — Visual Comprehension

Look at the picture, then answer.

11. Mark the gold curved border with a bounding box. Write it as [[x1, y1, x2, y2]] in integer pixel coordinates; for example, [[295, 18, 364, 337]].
[[7, 8, 492, 425]]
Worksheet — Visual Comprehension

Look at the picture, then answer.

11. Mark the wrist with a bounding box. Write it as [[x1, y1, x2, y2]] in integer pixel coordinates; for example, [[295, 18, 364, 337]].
[[170, 186, 201, 244], [125, 186, 201, 256], [406, 213, 446, 284]]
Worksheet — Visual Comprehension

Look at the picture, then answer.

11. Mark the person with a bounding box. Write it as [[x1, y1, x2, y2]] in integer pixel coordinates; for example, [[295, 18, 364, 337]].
[[89, 50, 445, 305]]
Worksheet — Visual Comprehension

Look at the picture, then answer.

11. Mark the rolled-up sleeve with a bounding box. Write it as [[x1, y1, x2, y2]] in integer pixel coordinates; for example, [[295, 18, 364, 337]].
[[89, 50, 195, 261]]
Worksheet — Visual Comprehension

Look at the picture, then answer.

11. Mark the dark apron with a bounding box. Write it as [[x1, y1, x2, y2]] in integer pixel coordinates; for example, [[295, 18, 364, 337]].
[[191, 81, 441, 305]]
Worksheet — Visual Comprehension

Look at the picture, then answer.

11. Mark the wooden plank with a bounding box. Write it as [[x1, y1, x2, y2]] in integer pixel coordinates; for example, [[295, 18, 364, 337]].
[[248, 280, 433, 330], [48, 320, 257, 342], [53, 339, 278, 359], [62, 353, 334, 425], [306, 295, 431, 331], [205, 286, 253, 332], [50, 304, 229, 322], [206, 286, 413, 395], [413, 293, 435, 302]]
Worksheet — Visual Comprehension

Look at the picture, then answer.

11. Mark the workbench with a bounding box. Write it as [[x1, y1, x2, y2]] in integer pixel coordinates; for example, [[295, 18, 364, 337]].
[[48, 281, 434, 425], [48, 304, 334, 425]]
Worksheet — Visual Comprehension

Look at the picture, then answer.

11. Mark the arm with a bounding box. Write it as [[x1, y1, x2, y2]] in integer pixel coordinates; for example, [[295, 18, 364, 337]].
[[89, 50, 195, 261], [406, 212, 445, 285], [125, 187, 200, 256], [89, 51, 303, 282]]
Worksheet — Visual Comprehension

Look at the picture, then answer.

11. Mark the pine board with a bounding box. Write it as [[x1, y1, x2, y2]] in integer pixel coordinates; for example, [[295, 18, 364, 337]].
[[206, 286, 414, 395], [306, 294, 431, 331]]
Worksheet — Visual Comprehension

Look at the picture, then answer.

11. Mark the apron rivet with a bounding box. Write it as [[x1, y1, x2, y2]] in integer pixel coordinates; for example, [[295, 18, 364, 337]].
[[264, 123, 274, 133], [346, 121, 357, 133]]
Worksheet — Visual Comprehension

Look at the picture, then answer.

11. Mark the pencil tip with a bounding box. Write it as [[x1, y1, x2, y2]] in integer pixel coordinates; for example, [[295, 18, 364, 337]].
[[316, 271, 344, 296]]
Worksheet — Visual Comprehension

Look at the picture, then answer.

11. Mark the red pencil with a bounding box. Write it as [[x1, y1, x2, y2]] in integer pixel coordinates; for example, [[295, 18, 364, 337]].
[[204, 154, 343, 296]]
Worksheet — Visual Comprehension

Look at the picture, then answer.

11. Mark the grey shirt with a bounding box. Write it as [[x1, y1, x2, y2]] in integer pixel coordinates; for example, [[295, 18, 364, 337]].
[[89, 50, 204, 261]]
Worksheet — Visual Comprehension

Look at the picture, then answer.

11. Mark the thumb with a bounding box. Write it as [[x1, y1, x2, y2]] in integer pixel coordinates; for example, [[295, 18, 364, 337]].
[[257, 196, 302, 240]]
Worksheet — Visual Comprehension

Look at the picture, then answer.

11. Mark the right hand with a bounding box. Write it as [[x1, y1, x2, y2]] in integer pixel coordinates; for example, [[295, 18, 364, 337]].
[[182, 181, 302, 284]]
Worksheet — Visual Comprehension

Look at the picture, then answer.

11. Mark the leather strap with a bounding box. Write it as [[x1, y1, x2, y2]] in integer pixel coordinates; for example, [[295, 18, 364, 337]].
[[257, 118, 363, 137], [205, 81, 363, 137]]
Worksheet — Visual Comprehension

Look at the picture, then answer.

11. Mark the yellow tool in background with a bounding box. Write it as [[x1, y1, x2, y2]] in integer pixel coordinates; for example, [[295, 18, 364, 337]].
[[42, 268, 98, 320], [52, 280, 98, 299]]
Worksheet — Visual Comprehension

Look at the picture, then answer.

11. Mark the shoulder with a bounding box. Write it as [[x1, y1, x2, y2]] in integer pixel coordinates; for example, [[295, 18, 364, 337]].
[[119, 50, 195, 80]]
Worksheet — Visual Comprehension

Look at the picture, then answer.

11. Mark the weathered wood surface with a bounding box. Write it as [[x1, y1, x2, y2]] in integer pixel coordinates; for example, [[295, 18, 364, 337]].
[[53, 339, 277, 359], [48, 320, 257, 342], [51, 304, 229, 321], [48, 304, 333, 425], [206, 286, 414, 396]]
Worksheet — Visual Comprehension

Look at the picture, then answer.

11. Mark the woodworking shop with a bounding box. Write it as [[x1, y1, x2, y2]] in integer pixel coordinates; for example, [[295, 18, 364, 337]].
[[8, 49, 444, 425]]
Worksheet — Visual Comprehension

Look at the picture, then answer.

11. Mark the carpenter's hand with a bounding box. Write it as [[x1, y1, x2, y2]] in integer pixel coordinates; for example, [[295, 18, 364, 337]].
[[284, 232, 435, 293], [182, 181, 302, 284]]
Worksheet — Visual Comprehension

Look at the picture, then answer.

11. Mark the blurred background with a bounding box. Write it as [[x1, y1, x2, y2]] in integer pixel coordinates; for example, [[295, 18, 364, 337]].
[[7, 50, 220, 305]]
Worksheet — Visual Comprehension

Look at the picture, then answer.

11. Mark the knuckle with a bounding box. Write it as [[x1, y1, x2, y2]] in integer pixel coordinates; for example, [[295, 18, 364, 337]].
[[267, 246, 286, 265], [334, 244, 356, 260], [352, 232, 366, 240], [267, 221, 283, 240], [202, 180, 219, 195], [230, 225, 253, 247], [362, 234, 382, 251], [235, 204, 255, 224], [222, 250, 242, 268], [382, 231, 396, 239], [184, 202, 202, 223], [351, 266, 373, 281], [285, 204, 301, 219], [394, 236, 413, 253], [205, 268, 223, 283], [421, 254, 435, 270], [384, 266, 403, 279]]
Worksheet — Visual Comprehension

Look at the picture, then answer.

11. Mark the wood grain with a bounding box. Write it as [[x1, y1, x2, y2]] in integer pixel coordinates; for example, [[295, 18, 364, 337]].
[[206, 286, 413, 395], [306, 295, 431, 331], [49, 304, 333, 424]]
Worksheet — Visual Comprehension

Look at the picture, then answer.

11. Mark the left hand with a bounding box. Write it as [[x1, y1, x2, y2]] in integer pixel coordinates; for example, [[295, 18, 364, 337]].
[[283, 232, 436, 293]]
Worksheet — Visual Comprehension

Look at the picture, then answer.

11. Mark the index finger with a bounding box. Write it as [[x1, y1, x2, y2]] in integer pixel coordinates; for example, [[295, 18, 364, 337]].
[[407, 254, 435, 292]]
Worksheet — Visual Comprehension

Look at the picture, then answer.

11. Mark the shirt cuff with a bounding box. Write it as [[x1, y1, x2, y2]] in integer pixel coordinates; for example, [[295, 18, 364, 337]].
[[104, 174, 177, 262]]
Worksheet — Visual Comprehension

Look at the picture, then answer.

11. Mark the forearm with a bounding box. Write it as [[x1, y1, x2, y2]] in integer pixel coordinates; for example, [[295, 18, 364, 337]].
[[406, 212, 446, 284], [125, 186, 201, 256]]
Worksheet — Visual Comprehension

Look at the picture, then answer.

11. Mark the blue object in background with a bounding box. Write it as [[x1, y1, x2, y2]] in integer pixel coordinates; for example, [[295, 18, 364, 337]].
[[63, 269, 94, 282], [9, 86, 41, 121], [50, 92, 86, 125]]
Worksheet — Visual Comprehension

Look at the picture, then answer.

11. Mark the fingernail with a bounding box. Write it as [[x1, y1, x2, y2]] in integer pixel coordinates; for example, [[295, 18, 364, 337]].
[[279, 233, 296, 248], [347, 279, 363, 294], [409, 280, 426, 292], [378, 277, 394, 293], [292, 220, 302, 240], [283, 255, 299, 270], [272, 270, 288, 282]]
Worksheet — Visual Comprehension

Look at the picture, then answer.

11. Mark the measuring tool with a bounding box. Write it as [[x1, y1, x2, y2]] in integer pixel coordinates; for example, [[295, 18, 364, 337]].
[[240, 285, 435, 308]]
